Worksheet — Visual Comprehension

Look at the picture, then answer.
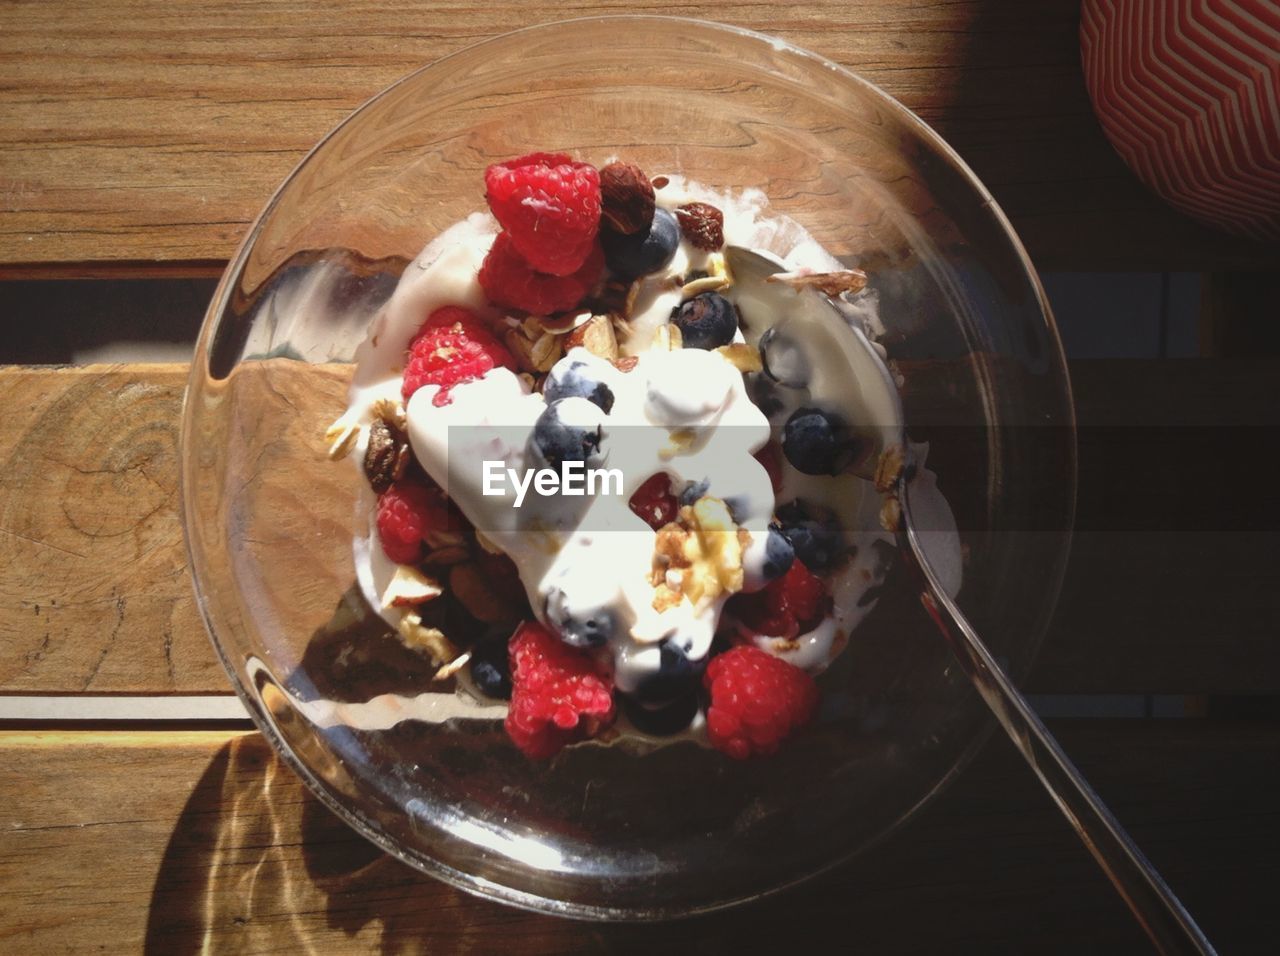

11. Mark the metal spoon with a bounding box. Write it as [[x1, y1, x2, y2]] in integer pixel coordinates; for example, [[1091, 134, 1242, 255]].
[[724, 245, 1217, 956]]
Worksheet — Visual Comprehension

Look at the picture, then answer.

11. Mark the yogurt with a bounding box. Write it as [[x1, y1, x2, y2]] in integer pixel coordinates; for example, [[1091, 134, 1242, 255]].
[[335, 176, 957, 704]]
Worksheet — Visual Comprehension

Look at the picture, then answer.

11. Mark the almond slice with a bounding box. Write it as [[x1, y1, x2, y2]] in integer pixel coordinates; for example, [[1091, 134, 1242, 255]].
[[766, 269, 869, 296], [380, 565, 444, 609]]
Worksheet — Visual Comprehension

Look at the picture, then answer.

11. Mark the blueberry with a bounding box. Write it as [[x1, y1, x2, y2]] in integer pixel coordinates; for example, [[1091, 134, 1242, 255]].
[[469, 637, 511, 699], [747, 372, 786, 419], [762, 524, 796, 580], [529, 398, 605, 471], [545, 587, 616, 648], [759, 325, 808, 389], [623, 690, 700, 736], [544, 359, 614, 413], [781, 406, 858, 476], [679, 477, 710, 507], [602, 207, 679, 278], [777, 499, 845, 572], [671, 291, 739, 350], [633, 638, 705, 706]]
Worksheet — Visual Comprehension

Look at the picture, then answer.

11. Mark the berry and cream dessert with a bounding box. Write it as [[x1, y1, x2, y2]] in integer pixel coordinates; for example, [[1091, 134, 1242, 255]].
[[325, 152, 956, 760]]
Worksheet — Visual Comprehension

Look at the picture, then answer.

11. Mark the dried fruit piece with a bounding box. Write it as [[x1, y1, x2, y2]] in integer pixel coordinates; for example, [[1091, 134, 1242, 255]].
[[628, 473, 679, 530], [363, 418, 410, 494], [599, 161, 656, 235], [675, 202, 725, 251]]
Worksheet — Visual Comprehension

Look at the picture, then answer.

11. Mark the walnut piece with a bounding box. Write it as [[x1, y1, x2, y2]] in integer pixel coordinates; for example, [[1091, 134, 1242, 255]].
[[650, 496, 746, 612], [397, 610, 461, 668]]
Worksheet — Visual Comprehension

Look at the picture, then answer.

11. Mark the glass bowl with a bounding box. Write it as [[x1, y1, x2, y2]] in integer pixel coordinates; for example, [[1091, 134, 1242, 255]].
[[181, 16, 1075, 920]]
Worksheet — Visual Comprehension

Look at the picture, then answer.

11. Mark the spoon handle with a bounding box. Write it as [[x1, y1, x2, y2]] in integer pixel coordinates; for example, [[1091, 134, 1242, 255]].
[[897, 515, 1217, 955]]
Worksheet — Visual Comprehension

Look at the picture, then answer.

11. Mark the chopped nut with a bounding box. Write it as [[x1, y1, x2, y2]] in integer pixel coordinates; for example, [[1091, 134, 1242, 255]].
[[434, 649, 472, 681], [680, 274, 730, 298], [675, 202, 725, 251], [371, 397, 407, 433], [529, 331, 563, 371], [503, 327, 539, 372], [564, 314, 618, 360], [649, 497, 745, 612], [653, 323, 683, 351], [474, 529, 505, 555], [520, 315, 544, 340], [397, 610, 460, 667], [325, 419, 359, 461], [600, 161, 656, 235], [874, 443, 907, 494], [537, 310, 592, 335], [659, 427, 698, 460], [766, 269, 869, 297], [714, 343, 763, 373], [380, 565, 444, 609], [879, 496, 903, 533]]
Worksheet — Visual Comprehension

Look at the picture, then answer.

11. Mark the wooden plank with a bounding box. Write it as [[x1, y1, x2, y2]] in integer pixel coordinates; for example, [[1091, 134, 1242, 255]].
[[2, 359, 1278, 696], [2, 1, 1277, 274], [0, 721, 1274, 952]]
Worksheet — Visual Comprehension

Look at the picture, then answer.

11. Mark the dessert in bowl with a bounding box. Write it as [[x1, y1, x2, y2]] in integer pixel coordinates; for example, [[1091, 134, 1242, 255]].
[[181, 17, 1074, 918]]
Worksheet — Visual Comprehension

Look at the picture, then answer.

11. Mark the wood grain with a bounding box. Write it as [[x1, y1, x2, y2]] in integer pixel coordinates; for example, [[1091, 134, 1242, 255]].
[[0, 721, 1274, 952], [2, 0, 1277, 274], [0, 365, 212, 692], [2, 359, 1278, 696]]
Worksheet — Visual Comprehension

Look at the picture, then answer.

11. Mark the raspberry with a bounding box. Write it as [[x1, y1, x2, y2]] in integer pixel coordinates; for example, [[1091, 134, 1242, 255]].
[[727, 558, 829, 639], [628, 473, 679, 530], [675, 202, 725, 251], [401, 306, 515, 406], [484, 153, 601, 276], [376, 479, 455, 565], [478, 231, 603, 316], [703, 645, 818, 759], [505, 621, 615, 759]]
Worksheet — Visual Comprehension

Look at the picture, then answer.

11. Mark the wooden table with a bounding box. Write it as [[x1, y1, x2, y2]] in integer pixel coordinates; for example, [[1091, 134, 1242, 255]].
[[2, 2, 1278, 952]]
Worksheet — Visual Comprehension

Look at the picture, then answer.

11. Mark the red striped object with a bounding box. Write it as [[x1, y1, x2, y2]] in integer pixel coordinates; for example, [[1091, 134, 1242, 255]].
[[1081, 0, 1280, 240]]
